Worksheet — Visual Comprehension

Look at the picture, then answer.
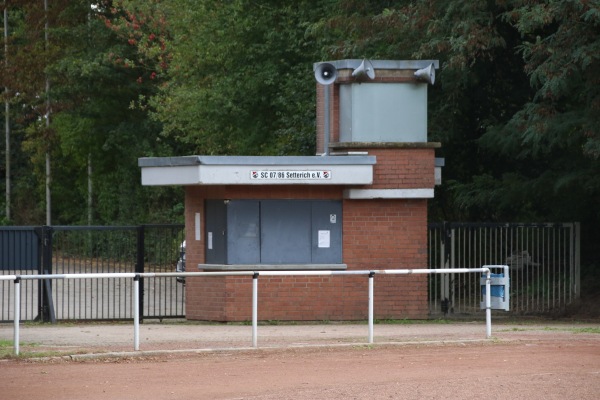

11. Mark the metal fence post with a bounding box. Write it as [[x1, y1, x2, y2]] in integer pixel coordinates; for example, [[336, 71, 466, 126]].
[[252, 272, 258, 348], [485, 270, 492, 338], [440, 222, 453, 314], [136, 226, 145, 323], [133, 275, 140, 351], [368, 271, 374, 344], [14, 277, 20, 356], [573, 222, 581, 301], [40, 226, 53, 322]]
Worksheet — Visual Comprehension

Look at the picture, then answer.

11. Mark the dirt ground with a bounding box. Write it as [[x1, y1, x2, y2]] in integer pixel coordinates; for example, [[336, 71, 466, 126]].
[[1, 322, 599, 399]]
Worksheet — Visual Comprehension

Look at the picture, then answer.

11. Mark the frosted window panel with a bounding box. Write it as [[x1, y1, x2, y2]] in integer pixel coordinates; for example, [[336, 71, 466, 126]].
[[339, 83, 427, 143]]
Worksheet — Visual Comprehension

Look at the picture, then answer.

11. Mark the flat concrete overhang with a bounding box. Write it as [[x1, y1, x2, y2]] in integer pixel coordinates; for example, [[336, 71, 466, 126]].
[[138, 155, 376, 186]]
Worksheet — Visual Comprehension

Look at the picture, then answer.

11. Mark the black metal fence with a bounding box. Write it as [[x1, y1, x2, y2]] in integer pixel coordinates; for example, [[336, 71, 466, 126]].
[[0, 225, 185, 322], [2, 222, 580, 322]]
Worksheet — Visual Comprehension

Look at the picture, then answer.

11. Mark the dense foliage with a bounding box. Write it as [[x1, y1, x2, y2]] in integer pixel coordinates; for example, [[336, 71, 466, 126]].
[[1, 0, 598, 265]]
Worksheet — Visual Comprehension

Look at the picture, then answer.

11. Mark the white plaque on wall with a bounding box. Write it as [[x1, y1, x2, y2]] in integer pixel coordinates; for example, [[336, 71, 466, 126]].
[[318, 230, 330, 248]]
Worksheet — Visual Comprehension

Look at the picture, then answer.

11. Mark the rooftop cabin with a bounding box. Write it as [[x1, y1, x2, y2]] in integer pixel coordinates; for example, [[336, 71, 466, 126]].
[[138, 60, 441, 321]]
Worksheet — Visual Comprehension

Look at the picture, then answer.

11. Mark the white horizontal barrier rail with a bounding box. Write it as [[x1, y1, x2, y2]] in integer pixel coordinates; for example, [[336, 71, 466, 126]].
[[3, 267, 498, 355]]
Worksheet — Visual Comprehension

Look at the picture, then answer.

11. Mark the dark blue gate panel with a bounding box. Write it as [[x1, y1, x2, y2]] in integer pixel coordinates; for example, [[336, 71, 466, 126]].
[[207, 200, 344, 265], [261, 200, 312, 264], [205, 200, 227, 264], [228, 200, 261, 264], [0, 228, 39, 271]]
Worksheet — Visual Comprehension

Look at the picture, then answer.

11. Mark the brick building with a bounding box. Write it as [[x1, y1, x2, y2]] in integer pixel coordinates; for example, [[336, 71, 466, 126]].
[[139, 60, 440, 321]]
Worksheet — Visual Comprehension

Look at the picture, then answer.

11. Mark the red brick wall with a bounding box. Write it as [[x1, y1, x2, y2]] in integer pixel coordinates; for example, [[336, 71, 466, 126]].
[[342, 198, 429, 319], [184, 183, 430, 321], [343, 199, 428, 268], [366, 148, 435, 189], [189, 274, 426, 321], [183, 189, 207, 320]]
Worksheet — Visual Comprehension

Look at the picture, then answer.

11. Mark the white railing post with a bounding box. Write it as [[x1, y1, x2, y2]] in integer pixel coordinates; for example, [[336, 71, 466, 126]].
[[252, 272, 258, 348], [485, 269, 492, 338], [133, 275, 140, 351], [14, 277, 20, 356], [368, 271, 374, 344]]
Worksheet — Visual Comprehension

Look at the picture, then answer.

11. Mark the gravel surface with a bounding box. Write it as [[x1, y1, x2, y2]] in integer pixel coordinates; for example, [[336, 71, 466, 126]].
[[1, 321, 599, 399]]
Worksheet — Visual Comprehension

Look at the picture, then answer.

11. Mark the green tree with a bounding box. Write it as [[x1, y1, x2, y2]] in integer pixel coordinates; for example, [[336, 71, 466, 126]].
[[1, 0, 183, 225], [48, 1, 184, 224], [1, 0, 65, 224], [472, 1, 600, 216], [115, 0, 328, 156], [451, 1, 600, 266]]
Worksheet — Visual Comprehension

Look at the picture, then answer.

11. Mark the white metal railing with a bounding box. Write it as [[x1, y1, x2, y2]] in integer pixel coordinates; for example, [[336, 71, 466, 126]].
[[1, 267, 503, 355]]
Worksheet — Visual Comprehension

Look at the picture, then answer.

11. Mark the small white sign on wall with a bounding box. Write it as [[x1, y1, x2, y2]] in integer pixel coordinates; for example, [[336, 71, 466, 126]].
[[318, 230, 330, 248], [195, 212, 201, 241], [250, 170, 331, 180]]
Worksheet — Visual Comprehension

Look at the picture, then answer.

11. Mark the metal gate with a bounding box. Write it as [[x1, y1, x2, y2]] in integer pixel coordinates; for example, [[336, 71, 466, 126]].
[[1, 225, 185, 322], [428, 222, 580, 316]]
